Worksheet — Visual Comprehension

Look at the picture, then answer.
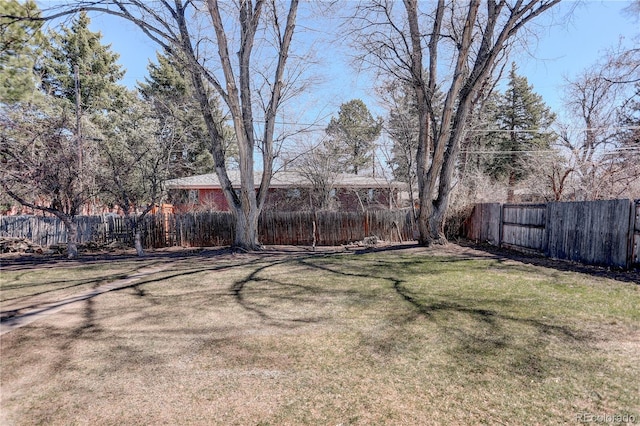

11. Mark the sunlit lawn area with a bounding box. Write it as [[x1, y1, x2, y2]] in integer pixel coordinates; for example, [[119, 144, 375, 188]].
[[1, 246, 638, 425]]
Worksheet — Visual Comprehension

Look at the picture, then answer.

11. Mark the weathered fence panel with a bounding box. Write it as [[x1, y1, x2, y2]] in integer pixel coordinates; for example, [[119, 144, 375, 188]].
[[501, 204, 546, 252], [545, 199, 632, 269], [1, 209, 415, 250], [261, 211, 314, 245], [465, 199, 637, 269], [169, 212, 235, 247], [464, 203, 501, 246], [96, 216, 132, 245], [258, 210, 413, 246], [633, 201, 640, 267], [0, 215, 106, 246]]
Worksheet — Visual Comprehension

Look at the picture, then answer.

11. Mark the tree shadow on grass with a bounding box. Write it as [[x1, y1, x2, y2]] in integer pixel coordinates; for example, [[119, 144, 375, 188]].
[[0, 255, 194, 309], [391, 276, 595, 380], [458, 241, 640, 284], [228, 253, 372, 325], [227, 251, 597, 382], [0, 253, 267, 332], [2, 247, 614, 386], [1, 272, 131, 306], [0, 247, 229, 272], [227, 252, 500, 327]]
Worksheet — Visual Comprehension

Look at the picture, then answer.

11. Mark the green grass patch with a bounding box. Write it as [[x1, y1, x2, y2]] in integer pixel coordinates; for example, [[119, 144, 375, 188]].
[[1, 248, 638, 425]]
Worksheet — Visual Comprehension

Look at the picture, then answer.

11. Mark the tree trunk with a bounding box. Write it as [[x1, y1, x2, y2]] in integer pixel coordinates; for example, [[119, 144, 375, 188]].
[[233, 204, 261, 251], [416, 199, 430, 246], [417, 199, 450, 245], [507, 169, 516, 203], [128, 216, 145, 257], [63, 217, 79, 259], [134, 230, 144, 257]]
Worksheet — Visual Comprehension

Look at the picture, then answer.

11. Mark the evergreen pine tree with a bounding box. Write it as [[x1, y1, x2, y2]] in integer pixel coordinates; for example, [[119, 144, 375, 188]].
[[486, 63, 556, 201], [38, 11, 126, 113], [94, 91, 172, 255], [326, 99, 382, 175], [0, 0, 44, 103], [1, 11, 128, 257], [138, 52, 235, 177]]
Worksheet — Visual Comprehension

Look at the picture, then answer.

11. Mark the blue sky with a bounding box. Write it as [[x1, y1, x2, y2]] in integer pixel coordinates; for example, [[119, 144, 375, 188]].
[[85, 1, 637, 123], [516, 1, 638, 113]]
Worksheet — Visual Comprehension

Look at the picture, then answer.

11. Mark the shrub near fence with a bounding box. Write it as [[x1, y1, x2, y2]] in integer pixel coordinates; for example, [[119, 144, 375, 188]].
[[1, 209, 415, 250], [464, 199, 640, 270]]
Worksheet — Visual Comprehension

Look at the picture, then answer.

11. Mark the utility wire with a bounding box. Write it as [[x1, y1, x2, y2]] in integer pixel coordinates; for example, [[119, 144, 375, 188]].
[[460, 148, 640, 155], [246, 118, 640, 134]]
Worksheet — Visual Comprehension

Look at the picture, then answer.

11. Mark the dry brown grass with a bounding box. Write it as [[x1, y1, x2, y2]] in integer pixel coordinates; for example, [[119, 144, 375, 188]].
[[1, 245, 638, 425]]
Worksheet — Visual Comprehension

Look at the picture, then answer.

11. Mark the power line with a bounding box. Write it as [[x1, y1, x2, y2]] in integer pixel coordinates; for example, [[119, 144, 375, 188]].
[[248, 119, 640, 134], [460, 148, 640, 155], [466, 126, 640, 134], [460, 149, 556, 154]]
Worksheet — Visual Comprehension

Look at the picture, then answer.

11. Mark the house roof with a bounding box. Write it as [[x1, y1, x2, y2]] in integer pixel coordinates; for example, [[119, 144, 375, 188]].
[[165, 170, 405, 190]]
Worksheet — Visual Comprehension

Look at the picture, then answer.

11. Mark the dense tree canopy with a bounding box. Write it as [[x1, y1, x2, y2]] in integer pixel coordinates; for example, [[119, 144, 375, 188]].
[[38, 11, 126, 113], [485, 63, 556, 201], [1, 10, 153, 257], [138, 52, 217, 178], [0, 0, 43, 102], [325, 99, 382, 175]]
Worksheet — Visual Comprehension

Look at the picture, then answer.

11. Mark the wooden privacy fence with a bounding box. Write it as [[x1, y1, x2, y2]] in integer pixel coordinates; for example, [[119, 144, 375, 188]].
[[0, 209, 415, 249], [165, 210, 414, 247], [465, 199, 640, 270], [635, 200, 640, 265], [0, 215, 130, 247]]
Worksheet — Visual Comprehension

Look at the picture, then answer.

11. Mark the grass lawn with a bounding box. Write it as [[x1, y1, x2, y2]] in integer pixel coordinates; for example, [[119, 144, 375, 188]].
[[1, 245, 638, 425], [0, 257, 159, 308]]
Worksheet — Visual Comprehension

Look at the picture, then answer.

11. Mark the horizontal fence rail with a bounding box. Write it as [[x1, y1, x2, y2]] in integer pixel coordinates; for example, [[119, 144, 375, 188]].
[[502, 204, 546, 252], [464, 199, 639, 270], [1, 209, 416, 251]]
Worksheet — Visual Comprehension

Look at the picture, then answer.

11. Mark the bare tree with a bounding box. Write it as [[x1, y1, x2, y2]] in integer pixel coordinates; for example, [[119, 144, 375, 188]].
[[11, 0, 302, 250], [349, 0, 561, 245], [94, 94, 174, 256], [559, 60, 640, 201], [0, 101, 97, 258], [290, 138, 340, 211], [377, 79, 419, 216]]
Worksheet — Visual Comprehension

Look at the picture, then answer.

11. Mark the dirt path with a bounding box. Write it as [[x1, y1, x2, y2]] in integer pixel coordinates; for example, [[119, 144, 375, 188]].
[[0, 263, 171, 335]]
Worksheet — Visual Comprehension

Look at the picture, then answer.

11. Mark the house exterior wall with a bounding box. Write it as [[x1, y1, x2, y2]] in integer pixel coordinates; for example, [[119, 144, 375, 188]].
[[170, 187, 397, 213]]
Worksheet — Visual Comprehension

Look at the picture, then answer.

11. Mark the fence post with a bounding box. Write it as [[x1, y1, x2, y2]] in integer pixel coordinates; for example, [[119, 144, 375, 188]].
[[364, 211, 370, 236], [631, 199, 640, 267], [498, 203, 504, 248], [542, 202, 551, 257], [627, 199, 635, 270]]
